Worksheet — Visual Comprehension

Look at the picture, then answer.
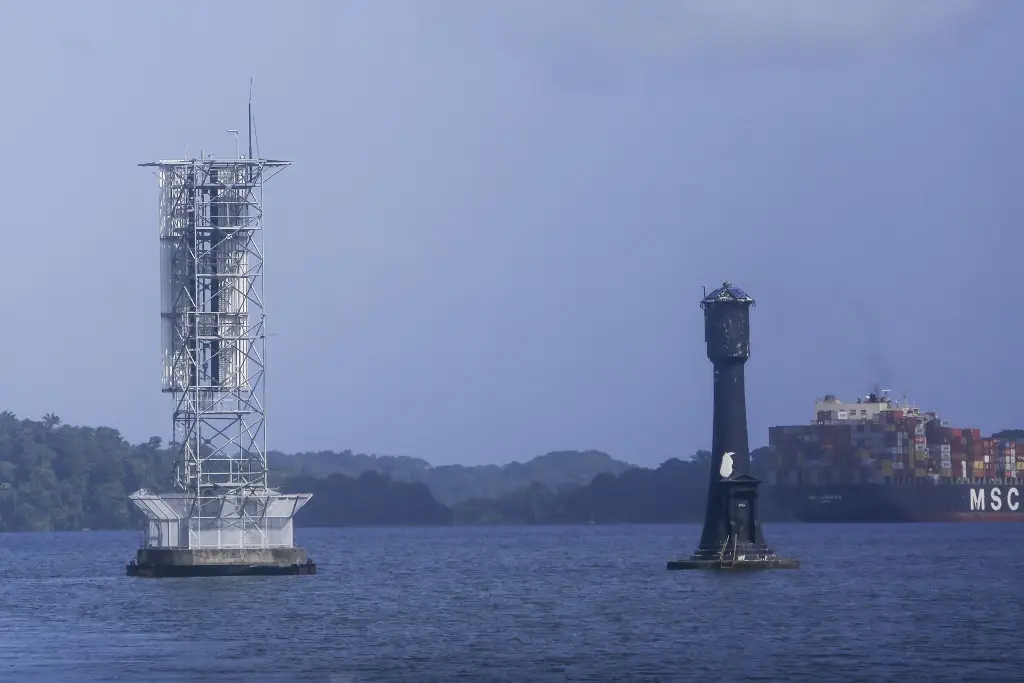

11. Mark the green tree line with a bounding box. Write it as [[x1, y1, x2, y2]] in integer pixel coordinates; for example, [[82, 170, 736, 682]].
[[268, 448, 635, 506], [0, 412, 647, 531], [0, 411, 174, 532], [0, 411, 823, 531]]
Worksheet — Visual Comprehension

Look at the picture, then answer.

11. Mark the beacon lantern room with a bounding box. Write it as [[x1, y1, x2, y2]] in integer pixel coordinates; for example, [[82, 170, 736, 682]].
[[700, 281, 755, 362]]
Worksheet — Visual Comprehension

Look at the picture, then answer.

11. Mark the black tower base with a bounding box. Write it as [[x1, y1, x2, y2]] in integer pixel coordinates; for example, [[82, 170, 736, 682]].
[[668, 474, 799, 570], [125, 547, 317, 578]]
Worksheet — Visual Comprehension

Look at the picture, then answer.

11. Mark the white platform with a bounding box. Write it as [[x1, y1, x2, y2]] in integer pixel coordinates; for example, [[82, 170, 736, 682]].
[[129, 487, 311, 550]]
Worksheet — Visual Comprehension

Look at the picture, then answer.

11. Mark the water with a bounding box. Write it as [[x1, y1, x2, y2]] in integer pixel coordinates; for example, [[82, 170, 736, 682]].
[[0, 523, 1018, 682]]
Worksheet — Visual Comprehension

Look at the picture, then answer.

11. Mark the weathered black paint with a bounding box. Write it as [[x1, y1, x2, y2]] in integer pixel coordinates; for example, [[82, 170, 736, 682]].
[[668, 282, 798, 569], [696, 282, 766, 554]]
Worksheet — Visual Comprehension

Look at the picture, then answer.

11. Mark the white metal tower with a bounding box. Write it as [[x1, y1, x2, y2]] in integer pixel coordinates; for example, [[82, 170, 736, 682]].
[[149, 155, 283, 494], [129, 142, 311, 554]]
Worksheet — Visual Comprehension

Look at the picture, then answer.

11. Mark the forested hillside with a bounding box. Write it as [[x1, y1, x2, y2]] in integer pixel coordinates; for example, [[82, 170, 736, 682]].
[[0, 411, 174, 532], [281, 472, 454, 526], [0, 411, 810, 532], [269, 448, 634, 505], [448, 447, 787, 524], [0, 412, 637, 531]]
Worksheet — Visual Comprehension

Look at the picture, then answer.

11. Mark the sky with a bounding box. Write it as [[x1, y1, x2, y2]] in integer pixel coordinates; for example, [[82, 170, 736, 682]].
[[0, 0, 1020, 467]]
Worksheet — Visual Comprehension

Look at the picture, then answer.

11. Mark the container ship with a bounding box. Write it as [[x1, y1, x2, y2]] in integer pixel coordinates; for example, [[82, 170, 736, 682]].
[[764, 390, 1022, 522]]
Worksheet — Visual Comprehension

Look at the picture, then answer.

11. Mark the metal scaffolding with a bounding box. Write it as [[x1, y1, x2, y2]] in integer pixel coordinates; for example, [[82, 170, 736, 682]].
[[130, 150, 311, 550]]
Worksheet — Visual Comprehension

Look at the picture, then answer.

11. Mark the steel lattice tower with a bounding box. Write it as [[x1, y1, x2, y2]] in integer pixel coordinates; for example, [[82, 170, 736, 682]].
[[142, 156, 288, 497], [125, 122, 314, 575]]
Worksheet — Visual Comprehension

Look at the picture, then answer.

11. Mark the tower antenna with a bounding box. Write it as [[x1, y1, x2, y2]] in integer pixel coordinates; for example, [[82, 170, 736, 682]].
[[248, 78, 253, 161]]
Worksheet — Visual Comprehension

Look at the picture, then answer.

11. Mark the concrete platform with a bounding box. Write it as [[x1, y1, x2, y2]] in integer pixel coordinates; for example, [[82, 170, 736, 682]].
[[126, 547, 316, 578], [667, 556, 800, 570]]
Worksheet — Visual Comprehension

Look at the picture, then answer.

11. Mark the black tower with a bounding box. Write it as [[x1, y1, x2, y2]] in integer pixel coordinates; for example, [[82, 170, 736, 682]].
[[667, 282, 798, 570]]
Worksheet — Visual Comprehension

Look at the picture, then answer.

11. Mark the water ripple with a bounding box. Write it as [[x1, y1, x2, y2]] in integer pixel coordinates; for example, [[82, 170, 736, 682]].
[[0, 524, 1020, 682]]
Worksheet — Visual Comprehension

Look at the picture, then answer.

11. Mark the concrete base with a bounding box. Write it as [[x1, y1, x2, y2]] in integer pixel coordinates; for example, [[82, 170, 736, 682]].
[[667, 556, 800, 570], [126, 547, 316, 578], [667, 544, 799, 570]]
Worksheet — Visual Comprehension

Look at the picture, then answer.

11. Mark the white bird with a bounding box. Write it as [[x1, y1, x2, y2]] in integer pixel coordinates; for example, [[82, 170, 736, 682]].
[[719, 452, 735, 478]]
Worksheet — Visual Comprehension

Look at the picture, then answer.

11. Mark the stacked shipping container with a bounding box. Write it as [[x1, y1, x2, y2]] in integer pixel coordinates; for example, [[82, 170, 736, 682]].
[[769, 397, 1015, 485], [924, 421, 1017, 479]]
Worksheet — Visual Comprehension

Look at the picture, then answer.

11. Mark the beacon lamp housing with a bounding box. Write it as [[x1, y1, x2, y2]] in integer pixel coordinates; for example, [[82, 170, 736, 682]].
[[701, 282, 755, 364]]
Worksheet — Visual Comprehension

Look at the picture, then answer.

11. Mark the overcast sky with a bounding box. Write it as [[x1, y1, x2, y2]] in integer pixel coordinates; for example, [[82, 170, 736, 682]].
[[0, 1, 1019, 466]]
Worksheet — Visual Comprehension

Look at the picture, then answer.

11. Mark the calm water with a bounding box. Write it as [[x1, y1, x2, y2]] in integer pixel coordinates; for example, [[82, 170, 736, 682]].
[[0, 523, 1018, 682]]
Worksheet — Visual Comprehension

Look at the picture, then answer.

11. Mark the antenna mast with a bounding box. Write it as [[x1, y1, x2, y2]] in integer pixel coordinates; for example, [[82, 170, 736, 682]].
[[248, 78, 253, 161]]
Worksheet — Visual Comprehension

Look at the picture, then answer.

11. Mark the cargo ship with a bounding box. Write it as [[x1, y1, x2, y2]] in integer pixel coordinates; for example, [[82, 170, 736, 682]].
[[764, 390, 1023, 522]]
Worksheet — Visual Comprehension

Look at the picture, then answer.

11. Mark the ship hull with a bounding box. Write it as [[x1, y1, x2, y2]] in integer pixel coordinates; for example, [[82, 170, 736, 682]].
[[766, 482, 1024, 522]]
